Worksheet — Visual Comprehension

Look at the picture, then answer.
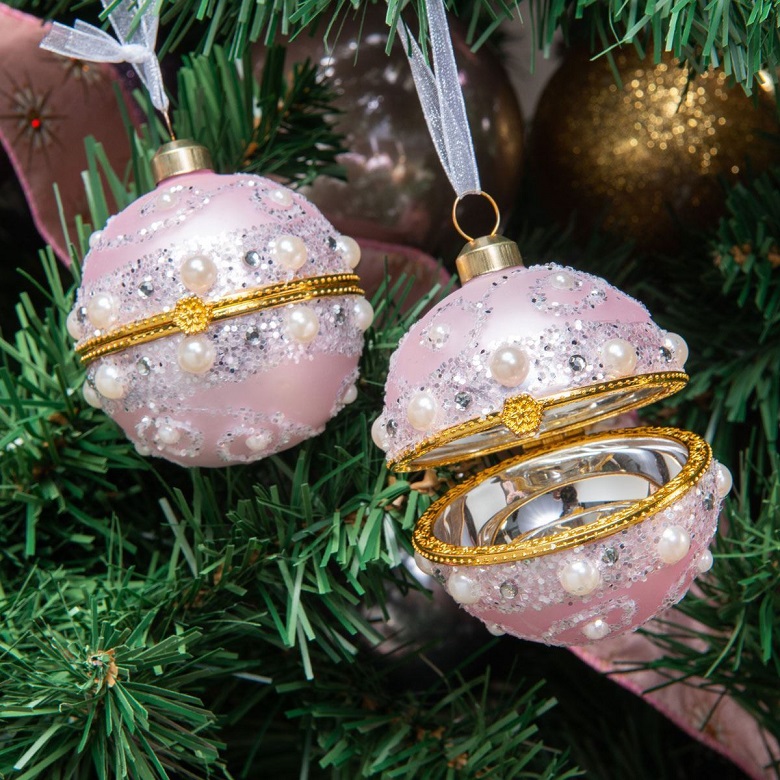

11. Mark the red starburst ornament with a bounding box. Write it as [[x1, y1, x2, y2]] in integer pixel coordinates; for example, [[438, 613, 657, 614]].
[[0, 79, 64, 164]]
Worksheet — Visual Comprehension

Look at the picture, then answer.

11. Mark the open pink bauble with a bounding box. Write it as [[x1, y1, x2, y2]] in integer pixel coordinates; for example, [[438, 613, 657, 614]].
[[69, 141, 371, 467], [374, 234, 732, 646]]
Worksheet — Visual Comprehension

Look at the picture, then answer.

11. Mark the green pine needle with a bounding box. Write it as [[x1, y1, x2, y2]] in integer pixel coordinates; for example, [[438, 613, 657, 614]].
[[0, 573, 228, 779], [18, 0, 780, 90]]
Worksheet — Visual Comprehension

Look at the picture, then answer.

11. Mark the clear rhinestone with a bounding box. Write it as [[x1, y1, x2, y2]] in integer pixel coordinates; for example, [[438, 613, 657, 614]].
[[76, 305, 88, 324], [385, 419, 398, 437], [569, 355, 586, 372], [333, 304, 346, 324], [454, 391, 472, 410], [703, 493, 715, 511], [328, 236, 338, 250], [138, 280, 154, 297], [499, 581, 518, 599], [602, 547, 619, 566], [136, 357, 152, 376], [432, 568, 446, 585], [245, 328, 262, 345], [244, 250, 261, 267], [660, 346, 673, 361]]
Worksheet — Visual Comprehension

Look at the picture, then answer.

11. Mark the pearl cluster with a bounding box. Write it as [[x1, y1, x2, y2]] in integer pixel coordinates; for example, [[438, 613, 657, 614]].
[[415, 461, 730, 646], [374, 263, 688, 459], [71, 172, 370, 466]]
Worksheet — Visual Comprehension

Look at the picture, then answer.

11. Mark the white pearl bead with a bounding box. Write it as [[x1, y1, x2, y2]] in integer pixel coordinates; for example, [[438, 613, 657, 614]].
[[715, 463, 733, 498], [82, 382, 101, 408], [696, 549, 714, 573], [413, 552, 435, 576], [66, 309, 82, 340], [88, 230, 102, 249], [343, 384, 358, 404], [371, 417, 389, 450], [407, 391, 438, 431], [155, 190, 179, 210], [353, 298, 374, 332], [177, 335, 216, 374], [550, 270, 578, 290], [268, 188, 293, 207], [286, 306, 319, 343], [87, 293, 118, 330], [269, 235, 308, 270], [582, 618, 610, 641], [448, 571, 481, 605], [489, 345, 529, 388], [601, 338, 638, 376], [657, 525, 691, 564], [427, 323, 450, 348], [246, 432, 272, 452], [180, 254, 218, 294], [336, 236, 361, 268], [485, 622, 506, 636], [156, 424, 181, 446], [94, 363, 127, 399], [558, 559, 601, 596], [664, 332, 689, 367], [135, 442, 152, 457]]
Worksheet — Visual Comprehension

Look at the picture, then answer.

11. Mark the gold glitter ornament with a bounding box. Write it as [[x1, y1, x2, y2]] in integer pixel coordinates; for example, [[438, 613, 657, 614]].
[[529, 48, 780, 251]]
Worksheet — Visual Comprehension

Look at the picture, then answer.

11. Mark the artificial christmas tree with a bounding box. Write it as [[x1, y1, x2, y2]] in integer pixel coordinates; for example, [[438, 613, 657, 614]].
[[0, 0, 778, 777]]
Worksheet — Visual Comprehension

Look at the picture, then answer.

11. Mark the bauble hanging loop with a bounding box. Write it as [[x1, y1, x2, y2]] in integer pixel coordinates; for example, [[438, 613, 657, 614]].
[[451, 190, 501, 243]]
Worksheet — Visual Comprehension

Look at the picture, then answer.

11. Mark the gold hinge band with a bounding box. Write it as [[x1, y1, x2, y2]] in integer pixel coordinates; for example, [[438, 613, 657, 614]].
[[76, 273, 364, 365]]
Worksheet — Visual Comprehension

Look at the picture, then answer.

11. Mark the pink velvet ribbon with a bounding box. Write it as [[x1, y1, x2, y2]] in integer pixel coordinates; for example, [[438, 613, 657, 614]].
[[572, 611, 779, 779], [0, 2, 132, 263]]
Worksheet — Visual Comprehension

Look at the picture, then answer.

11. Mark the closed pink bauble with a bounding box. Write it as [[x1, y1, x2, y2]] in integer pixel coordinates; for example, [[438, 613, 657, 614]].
[[68, 141, 371, 467], [375, 234, 731, 646]]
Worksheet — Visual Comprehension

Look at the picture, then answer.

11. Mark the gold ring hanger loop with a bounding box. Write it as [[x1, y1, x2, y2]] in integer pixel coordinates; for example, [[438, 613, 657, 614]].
[[452, 191, 501, 242]]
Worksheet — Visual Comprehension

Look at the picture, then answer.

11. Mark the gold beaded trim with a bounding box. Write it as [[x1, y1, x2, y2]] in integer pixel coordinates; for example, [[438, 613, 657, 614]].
[[76, 273, 364, 365], [412, 426, 712, 566], [388, 371, 689, 472]]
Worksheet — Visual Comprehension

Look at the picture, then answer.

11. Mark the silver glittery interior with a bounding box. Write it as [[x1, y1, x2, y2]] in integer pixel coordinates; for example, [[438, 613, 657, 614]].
[[433, 433, 689, 548]]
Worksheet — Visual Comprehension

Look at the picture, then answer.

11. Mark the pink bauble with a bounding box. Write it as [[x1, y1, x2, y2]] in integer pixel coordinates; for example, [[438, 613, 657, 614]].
[[377, 236, 729, 645], [69, 164, 370, 467]]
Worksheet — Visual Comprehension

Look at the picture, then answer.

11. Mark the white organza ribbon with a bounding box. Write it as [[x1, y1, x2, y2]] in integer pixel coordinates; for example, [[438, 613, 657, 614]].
[[397, 0, 480, 197], [40, 0, 168, 113]]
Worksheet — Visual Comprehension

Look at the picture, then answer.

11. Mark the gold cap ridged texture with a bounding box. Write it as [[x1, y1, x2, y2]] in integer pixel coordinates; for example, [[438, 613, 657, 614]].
[[455, 235, 524, 283], [151, 140, 213, 184]]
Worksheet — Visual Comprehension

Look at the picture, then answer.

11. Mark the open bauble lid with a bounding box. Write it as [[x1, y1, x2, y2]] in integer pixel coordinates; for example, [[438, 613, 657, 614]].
[[373, 235, 689, 471]]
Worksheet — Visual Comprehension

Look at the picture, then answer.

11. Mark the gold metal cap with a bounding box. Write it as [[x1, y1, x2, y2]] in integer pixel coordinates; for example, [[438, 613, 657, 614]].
[[455, 234, 524, 283], [151, 140, 213, 184]]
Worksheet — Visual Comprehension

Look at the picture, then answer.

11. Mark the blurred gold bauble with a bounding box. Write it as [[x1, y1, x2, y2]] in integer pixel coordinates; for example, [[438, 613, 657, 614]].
[[259, 7, 524, 259], [529, 48, 780, 251]]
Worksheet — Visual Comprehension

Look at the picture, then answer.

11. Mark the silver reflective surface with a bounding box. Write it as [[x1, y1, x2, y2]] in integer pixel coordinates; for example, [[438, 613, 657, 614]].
[[433, 434, 689, 548], [413, 384, 666, 467]]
